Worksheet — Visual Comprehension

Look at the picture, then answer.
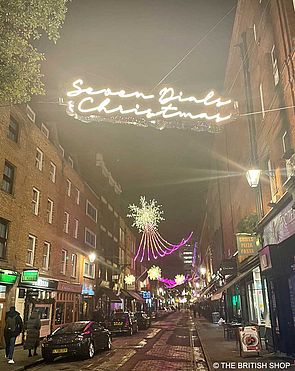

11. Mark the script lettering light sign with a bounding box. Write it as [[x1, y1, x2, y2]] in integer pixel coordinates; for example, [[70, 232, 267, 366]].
[[64, 79, 235, 132]]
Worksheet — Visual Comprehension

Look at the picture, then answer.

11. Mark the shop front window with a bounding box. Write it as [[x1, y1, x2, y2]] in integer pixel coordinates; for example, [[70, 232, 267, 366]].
[[65, 303, 74, 323], [55, 303, 64, 325]]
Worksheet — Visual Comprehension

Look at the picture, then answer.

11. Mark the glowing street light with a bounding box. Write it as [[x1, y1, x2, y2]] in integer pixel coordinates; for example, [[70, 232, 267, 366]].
[[89, 252, 96, 263], [200, 267, 206, 276], [246, 169, 261, 188]]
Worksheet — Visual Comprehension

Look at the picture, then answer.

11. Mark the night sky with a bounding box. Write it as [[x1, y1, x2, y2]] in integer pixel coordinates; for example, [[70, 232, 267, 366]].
[[36, 0, 237, 276]]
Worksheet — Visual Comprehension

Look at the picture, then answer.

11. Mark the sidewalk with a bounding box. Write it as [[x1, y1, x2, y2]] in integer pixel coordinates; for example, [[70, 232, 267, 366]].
[[0, 346, 43, 371], [195, 316, 295, 371]]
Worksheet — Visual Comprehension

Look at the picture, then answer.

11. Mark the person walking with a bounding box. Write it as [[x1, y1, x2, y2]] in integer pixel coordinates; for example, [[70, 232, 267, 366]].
[[24, 310, 41, 357], [193, 304, 197, 318], [4, 306, 23, 364]]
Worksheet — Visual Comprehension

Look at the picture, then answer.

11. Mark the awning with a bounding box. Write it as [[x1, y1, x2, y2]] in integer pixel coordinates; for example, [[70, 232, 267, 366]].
[[211, 266, 256, 298], [97, 287, 121, 303], [121, 289, 145, 303], [120, 289, 133, 299], [211, 292, 223, 301]]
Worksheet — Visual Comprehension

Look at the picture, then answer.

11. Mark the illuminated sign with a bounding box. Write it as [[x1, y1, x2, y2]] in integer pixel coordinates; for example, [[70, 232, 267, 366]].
[[64, 79, 234, 132], [236, 233, 261, 262], [21, 269, 39, 282], [0, 270, 18, 285]]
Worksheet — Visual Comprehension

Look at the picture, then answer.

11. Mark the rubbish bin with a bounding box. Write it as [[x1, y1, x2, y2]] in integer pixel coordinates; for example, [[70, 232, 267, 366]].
[[212, 312, 220, 324]]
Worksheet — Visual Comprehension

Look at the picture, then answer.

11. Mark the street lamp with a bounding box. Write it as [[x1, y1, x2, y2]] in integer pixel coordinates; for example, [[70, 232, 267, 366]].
[[246, 169, 261, 188], [89, 252, 96, 263]]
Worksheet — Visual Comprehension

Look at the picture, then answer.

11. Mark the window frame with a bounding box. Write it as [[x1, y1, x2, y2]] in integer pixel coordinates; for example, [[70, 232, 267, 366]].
[[32, 187, 40, 215], [85, 227, 96, 248], [26, 234, 36, 266], [0, 218, 9, 259], [1, 160, 15, 194], [61, 249, 67, 275], [68, 156, 74, 168], [41, 123, 50, 138], [86, 200, 98, 222], [35, 148, 43, 171], [84, 259, 95, 279], [49, 162, 56, 183], [259, 83, 265, 119], [47, 198, 54, 224], [74, 219, 79, 239], [64, 211, 70, 234], [42, 241, 51, 270], [71, 253, 77, 277], [66, 179, 71, 197], [75, 188, 80, 205], [271, 45, 279, 86], [8, 116, 19, 142]]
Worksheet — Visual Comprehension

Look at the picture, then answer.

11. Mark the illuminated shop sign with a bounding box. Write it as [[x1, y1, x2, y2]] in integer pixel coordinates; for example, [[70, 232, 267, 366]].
[[0, 269, 18, 285], [21, 269, 39, 282], [64, 79, 234, 132]]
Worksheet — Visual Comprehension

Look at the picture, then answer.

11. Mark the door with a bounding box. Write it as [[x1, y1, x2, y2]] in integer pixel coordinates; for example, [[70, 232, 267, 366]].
[[35, 303, 52, 337]]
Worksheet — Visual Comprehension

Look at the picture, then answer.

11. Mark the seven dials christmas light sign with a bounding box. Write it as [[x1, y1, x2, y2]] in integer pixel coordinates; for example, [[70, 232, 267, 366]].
[[64, 79, 235, 133]]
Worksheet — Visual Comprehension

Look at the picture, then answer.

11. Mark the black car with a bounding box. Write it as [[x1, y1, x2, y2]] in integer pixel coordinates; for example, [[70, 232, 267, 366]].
[[134, 312, 151, 330], [108, 312, 138, 336], [41, 321, 112, 362]]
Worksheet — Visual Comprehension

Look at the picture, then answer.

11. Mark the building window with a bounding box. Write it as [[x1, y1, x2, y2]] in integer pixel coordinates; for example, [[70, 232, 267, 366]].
[[27, 235, 36, 266], [8, 116, 19, 142], [32, 188, 40, 215], [259, 83, 265, 118], [75, 188, 80, 205], [66, 179, 71, 197], [293, 0, 295, 11], [85, 228, 96, 248], [271, 45, 279, 86], [267, 159, 278, 201], [35, 148, 43, 171], [0, 218, 9, 259], [26, 104, 36, 123], [68, 156, 74, 168], [84, 260, 95, 278], [49, 162, 56, 183], [64, 212, 69, 234], [42, 242, 51, 270], [1, 160, 15, 194], [61, 249, 67, 274], [41, 123, 50, 138], [71, 254, 77, 277], [59, 145, 65, 158], [47, 199, 54, 224], [119, 228, 125, 245], [74, 219, 79, 238], [86, 200, 97, 222]]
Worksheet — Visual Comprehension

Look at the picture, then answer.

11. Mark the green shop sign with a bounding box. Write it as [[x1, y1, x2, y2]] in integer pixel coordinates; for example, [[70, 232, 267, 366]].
[[0, 269, 18, 285], [21, 269, 39, 282]]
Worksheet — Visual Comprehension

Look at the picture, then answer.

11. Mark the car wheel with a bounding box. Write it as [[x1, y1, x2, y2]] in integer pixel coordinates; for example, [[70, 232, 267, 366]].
[[105, 335, 112, 350], [128, 327, 133, 336], [88, 341, 95, 358]]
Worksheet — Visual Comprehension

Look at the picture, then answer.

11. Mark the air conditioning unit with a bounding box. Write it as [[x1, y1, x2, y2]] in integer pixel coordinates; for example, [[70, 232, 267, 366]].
[[26, 104, 36, 123]]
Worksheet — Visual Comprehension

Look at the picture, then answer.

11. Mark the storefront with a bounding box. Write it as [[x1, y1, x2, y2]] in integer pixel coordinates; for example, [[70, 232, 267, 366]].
[[81, 282, 95, 320], [0, 269, 18, 346], [53, 281, 82, 330], [96, 284, 121, 318], [18, 276, 58, 339]]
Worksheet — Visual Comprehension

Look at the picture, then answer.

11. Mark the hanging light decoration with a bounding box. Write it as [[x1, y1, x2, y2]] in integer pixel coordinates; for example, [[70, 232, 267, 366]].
[[175, 274, 186, 286], [124, 274, 135, 285], [148, 265, 162, 280], [128, 197, 193, 262]]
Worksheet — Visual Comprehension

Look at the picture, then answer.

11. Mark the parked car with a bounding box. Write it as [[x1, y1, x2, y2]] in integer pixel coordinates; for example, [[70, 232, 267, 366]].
[[41, 321, 112, 362], [134, 311, 151, 330], [108, 312, 138, 336]]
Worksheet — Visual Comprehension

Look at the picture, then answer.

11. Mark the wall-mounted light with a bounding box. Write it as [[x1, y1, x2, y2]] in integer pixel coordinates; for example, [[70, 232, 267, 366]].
[[246, 169, 261, 188], [89, 253, 96, 263]]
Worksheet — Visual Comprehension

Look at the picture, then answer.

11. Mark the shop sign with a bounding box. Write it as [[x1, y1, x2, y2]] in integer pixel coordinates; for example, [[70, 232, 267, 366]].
[[259, 246, 273, 272], [263, 201, 295, 246], [21, 269, 39, 282], [0, 269, 18, 285], [220, 260, 237, 276], [236, 233, 260, 262], [140, 291, 151, 299], [57, 281, 82, 293], [238, 326, 261, 355], [82, 284, 95, 296], [20, 277, 58, 290]]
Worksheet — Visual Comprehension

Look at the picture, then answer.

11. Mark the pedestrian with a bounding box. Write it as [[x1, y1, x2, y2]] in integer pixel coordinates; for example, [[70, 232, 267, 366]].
[[4, 306, 23, 364], [197, 303, 201, 318], [193, 304, 197, 318], [24, 309, 41, 357]]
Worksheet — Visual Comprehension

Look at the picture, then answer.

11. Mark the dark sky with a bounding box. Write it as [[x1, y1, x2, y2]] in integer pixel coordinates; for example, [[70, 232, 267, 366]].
[[36, 0, 236, 276]]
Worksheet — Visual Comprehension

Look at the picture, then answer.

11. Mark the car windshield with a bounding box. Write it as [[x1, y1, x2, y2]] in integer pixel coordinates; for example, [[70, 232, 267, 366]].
[[53, 322, 89, 335]]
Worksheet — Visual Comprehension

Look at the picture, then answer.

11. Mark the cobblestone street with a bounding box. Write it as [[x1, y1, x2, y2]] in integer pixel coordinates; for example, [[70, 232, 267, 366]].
[[28, 311, 208, 371]]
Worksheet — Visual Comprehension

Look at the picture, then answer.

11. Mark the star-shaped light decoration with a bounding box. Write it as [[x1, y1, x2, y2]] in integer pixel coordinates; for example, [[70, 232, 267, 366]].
[[128, 197, 193, 262], [148, 265, 162, 280], [175, 274, 186, 286], [124, 274, 135, 285]]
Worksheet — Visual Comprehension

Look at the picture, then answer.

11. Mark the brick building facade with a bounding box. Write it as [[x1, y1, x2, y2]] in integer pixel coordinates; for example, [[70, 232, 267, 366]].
[[200, 0, 295, 355]]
